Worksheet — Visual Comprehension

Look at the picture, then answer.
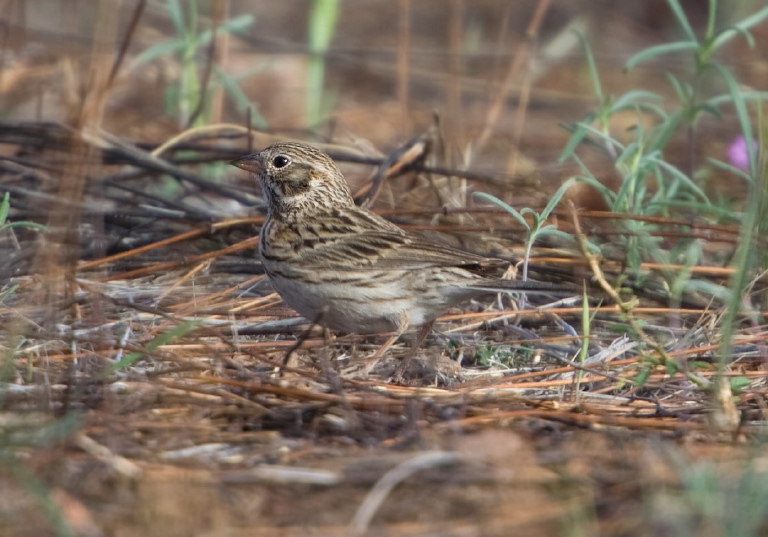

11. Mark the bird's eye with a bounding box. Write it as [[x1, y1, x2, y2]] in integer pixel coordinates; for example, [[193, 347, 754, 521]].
[[273, 155, 290, 168]]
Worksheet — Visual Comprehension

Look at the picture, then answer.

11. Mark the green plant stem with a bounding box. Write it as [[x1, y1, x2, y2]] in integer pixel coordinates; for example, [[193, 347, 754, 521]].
[[307, 0, 340, 127]]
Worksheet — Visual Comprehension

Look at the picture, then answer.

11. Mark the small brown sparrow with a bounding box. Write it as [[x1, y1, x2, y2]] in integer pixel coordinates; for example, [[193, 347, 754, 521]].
[[231, 143, 566, 370]]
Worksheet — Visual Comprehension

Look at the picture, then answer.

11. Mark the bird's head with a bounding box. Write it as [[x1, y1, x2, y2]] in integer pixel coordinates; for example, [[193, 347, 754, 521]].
[[231, 143, 354, 216]]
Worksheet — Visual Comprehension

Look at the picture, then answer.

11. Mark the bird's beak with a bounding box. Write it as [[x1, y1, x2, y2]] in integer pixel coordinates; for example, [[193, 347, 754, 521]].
[[230, 154, 262, 173]]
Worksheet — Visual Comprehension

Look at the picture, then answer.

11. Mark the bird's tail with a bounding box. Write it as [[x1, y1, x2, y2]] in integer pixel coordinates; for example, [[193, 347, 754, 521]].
[[467, 279, 576, 295]]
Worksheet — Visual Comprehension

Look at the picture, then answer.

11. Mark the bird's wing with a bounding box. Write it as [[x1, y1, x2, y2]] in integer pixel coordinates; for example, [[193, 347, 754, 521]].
[[297, 210, 508, 274]]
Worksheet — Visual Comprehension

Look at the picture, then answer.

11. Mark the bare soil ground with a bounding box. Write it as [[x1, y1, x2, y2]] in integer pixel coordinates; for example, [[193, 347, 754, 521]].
[[1, 2, 767, 536]]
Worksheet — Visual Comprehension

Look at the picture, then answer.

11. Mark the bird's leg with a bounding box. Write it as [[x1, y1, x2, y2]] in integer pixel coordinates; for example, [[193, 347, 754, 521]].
[[362, 314, 410, 375], [362, 332, 403, 375], [393, 320, 434, 380], [282, 306, 328, 368]]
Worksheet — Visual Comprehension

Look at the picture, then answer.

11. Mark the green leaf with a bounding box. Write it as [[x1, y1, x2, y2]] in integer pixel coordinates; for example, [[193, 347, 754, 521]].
[[646, 199, 735, 220], [694, 101, 721, 120], [707, 91, 768, 108], [572, 122, 627, 154], [634, 367, 651, 387], [574, 174, 617, 205], [0, 192, 9, 226], [558, 121, 591, 162], [684, 280, 732, 302], [574, 30, 602, 100], [664, 73, 690, 107], [197, 14, 256, 47], [704, 0, 716, 41], [131, 39, 185, 68], [650, 157, 710, 203], [729, 376, 752, 393], [706, 157, 752, 184], [710, 25, 755, 52], [216, 13, 256, 35], [473, 192, 530, 231], [306, 0, 340, 126], [711, 64, 757, 176], [540, 177, 576, 221], [665, 359, 679, 376], [666, 0, 698, 42], [1, 221, 48, 232], [111, 320, 203, 371], [0, 194, 47, 233], [0, 284, 19, 302], [542, 228, 601, 255], [611, 90, 664, 112], [648, 109, 684, 151], [213, 66, 269, 129], [308, 0, 340, 52], [625, 41, 699, 71], [711, 6, 768, 51]]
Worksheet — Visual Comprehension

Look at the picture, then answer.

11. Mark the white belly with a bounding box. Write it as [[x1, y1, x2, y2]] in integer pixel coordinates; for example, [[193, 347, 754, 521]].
[[265, 269, 433, 334]]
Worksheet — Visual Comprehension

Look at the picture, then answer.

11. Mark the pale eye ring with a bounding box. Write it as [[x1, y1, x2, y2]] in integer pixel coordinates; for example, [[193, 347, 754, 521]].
[[273, 155, 290, 168]]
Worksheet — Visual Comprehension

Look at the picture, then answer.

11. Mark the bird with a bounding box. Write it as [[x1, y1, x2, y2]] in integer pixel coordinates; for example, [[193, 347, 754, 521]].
[[230, 142, 569, 373]]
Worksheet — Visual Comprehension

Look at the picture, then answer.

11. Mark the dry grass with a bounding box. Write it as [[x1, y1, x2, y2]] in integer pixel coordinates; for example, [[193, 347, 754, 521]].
[[1, 1, 767, 536]]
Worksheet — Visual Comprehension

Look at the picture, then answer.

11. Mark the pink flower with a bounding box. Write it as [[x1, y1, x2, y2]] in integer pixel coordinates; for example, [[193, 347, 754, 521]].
[[727, 135, 757, 171]]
